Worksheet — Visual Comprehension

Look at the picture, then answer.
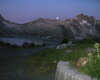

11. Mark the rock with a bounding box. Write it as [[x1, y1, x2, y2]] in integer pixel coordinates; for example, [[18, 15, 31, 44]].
[[77, 57, 89, 67], [53, 60, 57, 63], [65, 49, 73, 54], [0, 14, 100, 40], [55, 61, 92, 80], [86, 48, 96, 53], [56, 41, 74, 49], [66, 41, 73, 47], [56, 43, 67, 49]]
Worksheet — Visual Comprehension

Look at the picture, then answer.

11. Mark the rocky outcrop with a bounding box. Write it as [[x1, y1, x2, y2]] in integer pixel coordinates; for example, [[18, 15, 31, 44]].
[[0, 13, 100, 40], [55, 61, 92, 80]]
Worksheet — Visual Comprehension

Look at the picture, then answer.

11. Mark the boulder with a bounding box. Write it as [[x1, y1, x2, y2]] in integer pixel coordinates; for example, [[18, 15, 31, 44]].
[[77, 57, 89, 67], [65, 49, 73, 54], [86, 48, 96, 53], [55, 61, 92, 80], [56, 43, 67, 49], [66, 41, 73, 47]]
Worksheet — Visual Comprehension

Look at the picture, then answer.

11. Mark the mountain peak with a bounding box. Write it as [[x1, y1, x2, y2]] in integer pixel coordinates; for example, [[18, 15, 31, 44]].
[[76, 13, 87, 18], [75, 13, 95, 19], [73, 13, 95, 25]]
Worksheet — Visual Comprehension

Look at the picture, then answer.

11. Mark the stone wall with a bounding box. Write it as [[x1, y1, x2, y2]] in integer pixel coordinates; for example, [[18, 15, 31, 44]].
[[55, 61, 96, 80]]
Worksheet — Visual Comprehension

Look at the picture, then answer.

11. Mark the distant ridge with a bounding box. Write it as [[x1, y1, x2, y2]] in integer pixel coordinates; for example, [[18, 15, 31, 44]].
[[0, 13, 100, 40]]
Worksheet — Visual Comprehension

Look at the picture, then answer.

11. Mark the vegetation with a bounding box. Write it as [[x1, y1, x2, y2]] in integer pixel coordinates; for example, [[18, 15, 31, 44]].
[[0, 41, 22, 48], [61, 38, 69, 43], [22, 42, 42, 48], [2, 38, 99, 78], [0, 41, 43, 48], [22, 48, 66, 74], [22, 39, 95, 74], [80, 43, 100, 80]]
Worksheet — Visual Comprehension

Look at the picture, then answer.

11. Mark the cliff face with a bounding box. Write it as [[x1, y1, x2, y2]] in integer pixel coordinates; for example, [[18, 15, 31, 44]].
[[0, 14, 100, 40]]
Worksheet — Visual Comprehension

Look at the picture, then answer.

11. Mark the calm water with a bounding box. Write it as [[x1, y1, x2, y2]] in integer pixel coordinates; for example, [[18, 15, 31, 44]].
[[0, 37, 61, 46]]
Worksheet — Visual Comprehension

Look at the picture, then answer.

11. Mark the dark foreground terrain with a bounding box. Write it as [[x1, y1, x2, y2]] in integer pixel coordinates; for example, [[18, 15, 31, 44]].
[[0, 46, 55, 80], [0, 38, 97, 80]]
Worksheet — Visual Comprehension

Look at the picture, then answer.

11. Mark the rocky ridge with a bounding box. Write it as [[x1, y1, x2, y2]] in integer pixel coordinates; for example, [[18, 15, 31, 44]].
[[0, 13, 100, 40]]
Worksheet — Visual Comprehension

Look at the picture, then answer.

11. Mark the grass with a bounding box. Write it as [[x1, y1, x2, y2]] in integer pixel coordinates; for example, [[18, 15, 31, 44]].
[[80, 43, 100, 79], [22, 39, 95, 74], [22, 48, 66, 74]]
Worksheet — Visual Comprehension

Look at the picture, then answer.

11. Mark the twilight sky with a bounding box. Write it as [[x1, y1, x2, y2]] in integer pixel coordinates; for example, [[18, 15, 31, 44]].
[[0, 0, 100, 23]]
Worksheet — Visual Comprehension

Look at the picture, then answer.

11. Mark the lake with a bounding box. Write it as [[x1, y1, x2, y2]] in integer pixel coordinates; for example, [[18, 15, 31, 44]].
[[0, 37, 61, 46], [0, 37, 59, 80]]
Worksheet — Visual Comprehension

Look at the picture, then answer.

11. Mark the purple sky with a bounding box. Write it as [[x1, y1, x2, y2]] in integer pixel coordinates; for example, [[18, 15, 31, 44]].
[[0, 0, 100, 23]]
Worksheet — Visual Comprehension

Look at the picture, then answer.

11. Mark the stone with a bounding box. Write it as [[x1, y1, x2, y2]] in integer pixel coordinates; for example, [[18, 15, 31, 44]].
[[86, 48, 96, 53], [65, 49, 73, 54], [53, 60, 57, 63], [56, 43, 67, 49], [0, 14, 100, 40], [77, 57, 89, 67], [66, 41, 73, 47], [55, 61, 93, 80]]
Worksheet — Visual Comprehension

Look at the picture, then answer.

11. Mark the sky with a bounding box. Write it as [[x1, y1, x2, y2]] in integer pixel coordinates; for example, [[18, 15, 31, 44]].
[[0, 0, 100, 23]]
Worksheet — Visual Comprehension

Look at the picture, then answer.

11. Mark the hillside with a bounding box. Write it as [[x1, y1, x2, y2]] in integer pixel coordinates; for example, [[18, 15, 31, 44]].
[[0, 13, 100, 40]]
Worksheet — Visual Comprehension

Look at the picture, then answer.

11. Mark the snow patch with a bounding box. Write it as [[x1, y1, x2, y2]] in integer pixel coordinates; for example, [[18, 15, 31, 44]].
[[80, 20, 91, 26]]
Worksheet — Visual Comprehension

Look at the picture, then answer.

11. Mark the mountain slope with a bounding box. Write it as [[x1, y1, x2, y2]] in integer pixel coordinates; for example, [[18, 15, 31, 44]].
[[0, 14, 100, 40]]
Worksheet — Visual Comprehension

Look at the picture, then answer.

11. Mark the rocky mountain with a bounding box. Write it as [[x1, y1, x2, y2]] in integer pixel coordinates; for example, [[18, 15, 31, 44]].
[[0, 13, 100, 40]]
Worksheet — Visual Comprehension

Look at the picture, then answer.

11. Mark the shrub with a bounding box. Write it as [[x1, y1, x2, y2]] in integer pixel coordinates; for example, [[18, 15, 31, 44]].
[[76, 38, 95, 44], [22, 42, 35, 48], [61, 38, 69, 43], [81, 43, 100, 80]]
